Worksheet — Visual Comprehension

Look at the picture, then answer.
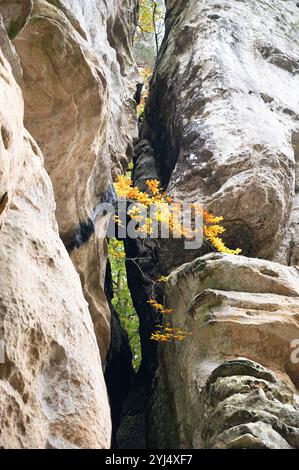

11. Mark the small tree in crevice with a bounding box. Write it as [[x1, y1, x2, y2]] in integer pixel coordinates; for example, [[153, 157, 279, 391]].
[[109, 176, 241, 345]]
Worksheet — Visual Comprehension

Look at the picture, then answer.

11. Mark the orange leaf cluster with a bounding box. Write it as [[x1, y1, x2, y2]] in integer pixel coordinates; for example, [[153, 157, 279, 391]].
[[113, 175, 242, 344], [147, 299, 173, 315], [114, 175, 241, 255], [147, 300, 188, 343], [150, 324, 191, 343]]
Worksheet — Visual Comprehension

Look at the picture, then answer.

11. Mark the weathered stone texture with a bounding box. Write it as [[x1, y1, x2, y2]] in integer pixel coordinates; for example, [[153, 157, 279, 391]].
[[120, 1, 299, 449], [143, 0, 299, 263], [148, 254, 299, 448], [12, 0, 139, 360], [0, 0, 139, 449], [0, 47, 24, 227], [0, 87, 111, 448]]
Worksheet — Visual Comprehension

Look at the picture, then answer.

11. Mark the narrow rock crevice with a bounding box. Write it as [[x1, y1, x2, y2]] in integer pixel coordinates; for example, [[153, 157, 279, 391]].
[[117, 0, 299, 449], [1, 0, 299, 451], [104, 260, 135, 448]]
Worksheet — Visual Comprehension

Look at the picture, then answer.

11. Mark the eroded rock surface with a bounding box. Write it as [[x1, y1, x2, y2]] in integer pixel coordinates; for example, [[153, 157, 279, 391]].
[[0, 0, 139, 449], [0, 0, 32, 39], [148, 254, 299, 448], [0, 79, 111, 448], [0, 47, 24, 227], [1, 0, 299, 451], [143, 0, 299, 263], [12, 0, 139, 359], [200, 359, 299, 449]]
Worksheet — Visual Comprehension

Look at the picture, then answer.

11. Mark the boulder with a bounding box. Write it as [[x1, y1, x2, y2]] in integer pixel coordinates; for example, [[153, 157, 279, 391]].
[[148, 253, 299, 448]]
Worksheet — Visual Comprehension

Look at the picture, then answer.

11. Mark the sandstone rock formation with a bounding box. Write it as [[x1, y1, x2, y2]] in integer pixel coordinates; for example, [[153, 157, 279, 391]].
[[148, 254, 299, 448], [120, 0, 299, 449], [143, 0, 299, 263], [1, 0, 299, 451], [0, 1, 32, 40], [12, 0, 139, 360], [0, 0, 138, 449], [0, 57, 111, 448]]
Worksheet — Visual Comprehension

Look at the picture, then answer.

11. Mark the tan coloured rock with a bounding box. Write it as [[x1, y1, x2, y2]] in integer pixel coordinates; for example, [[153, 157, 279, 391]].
[[273, 131, 299, 265], [0, 124, 111, 448], [11, 0, 138, 360], [0, 47, 24, 227], [0, 0, 140, 448], [148, 253, 299, 448], [0, 17, 23, 83], [13, 0, 110, 238], [200, 359, 299, 449]]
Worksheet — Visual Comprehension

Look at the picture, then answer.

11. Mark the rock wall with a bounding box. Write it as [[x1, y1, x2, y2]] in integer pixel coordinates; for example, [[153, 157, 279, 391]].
[[0, 0, 138, 449], [0, 51, 111, 448], [121, 0, 299, 449], [149, 254, 299, 448], [12, 0, 139, 360], [1, 0, 299, 451], [143, 0, 299, 263]]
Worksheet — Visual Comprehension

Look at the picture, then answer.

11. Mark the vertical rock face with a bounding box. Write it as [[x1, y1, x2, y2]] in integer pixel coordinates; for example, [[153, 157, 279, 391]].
[[1, 0, 299, 451], [11, 0, 139, 359], [0, 0, 138, 449], [0, 45, 24, 227], [143, 0, 299, 262], [0, 58, 111, 448], [128, 0, 299, 449], [148, 254, 299, 448], [104, 261, 135, 447]]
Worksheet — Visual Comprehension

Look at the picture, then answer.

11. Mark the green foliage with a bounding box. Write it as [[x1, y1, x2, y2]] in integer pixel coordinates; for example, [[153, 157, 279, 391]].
[[138, 0, 161, 34], [109, 239, 141, 370], [134, 0, 165, 66]]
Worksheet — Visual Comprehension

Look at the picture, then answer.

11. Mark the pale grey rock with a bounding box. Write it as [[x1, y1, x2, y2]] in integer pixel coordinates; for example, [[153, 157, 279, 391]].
[[0, 0, 139, 450], [143, 0, 299, 262], [148, 254, 299, 448], [0, 18, 23, 82]]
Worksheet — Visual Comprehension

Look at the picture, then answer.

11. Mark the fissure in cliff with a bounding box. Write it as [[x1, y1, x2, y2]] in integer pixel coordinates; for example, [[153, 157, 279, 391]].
[[0, 0, 299, 451]]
